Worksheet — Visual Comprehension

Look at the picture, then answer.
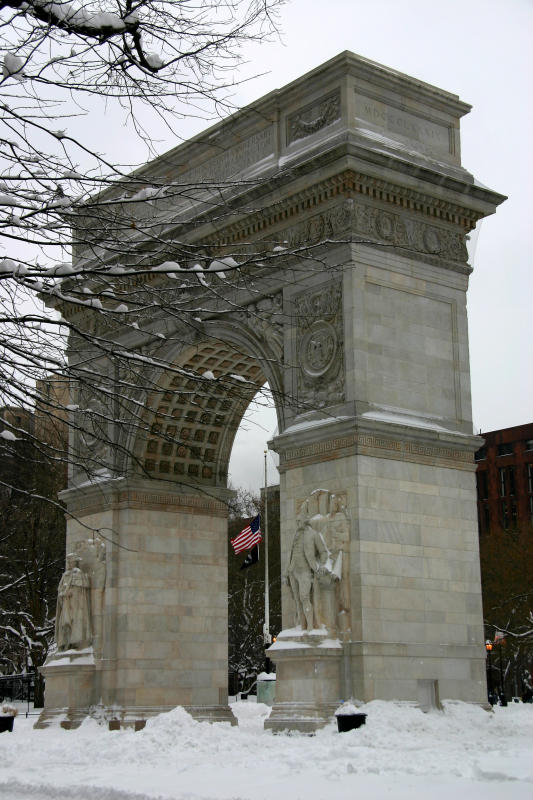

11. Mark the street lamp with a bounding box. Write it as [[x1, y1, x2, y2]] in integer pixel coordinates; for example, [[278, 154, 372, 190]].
[[485, 641, 495, 705]]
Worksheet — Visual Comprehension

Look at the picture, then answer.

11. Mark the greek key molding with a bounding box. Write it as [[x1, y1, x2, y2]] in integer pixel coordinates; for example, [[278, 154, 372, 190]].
[[62, 482, 228, 518], [283, 434, 358, 463], [280, 431, 475, 471], [114, 490, 227, 516]]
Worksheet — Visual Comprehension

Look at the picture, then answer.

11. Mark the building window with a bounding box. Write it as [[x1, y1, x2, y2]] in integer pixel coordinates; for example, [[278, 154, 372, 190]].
[[477, 471, 488, 500], [501, 501, 509, 529], [525, 439, 533, 452], [500, 499, 517, 530], [478, 499, 490, 533], [497, 442, 513, 457], [499, 466, 515, 497], [498, 466, 515, 496], [475, 447, 486, 461], [528, 465, 533, 523], [484, 503, 490, 532]]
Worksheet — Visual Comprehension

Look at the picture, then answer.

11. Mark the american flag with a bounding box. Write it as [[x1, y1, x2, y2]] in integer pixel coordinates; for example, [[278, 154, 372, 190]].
[[231, 514, 262, 554]]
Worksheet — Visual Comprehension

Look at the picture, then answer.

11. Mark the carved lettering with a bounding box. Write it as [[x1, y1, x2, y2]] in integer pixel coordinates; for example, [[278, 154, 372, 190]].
[[355, 93, 451, 156], [180, 127, 274, 185]]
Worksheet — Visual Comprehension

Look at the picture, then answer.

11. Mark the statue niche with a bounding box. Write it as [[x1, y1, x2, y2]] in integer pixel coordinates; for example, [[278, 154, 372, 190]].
[[286, 489, 350, 637]]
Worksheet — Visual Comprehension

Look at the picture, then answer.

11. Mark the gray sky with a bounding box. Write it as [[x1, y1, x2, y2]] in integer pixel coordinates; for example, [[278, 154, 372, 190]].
[[8, 1, 529, 494], [227, 0, 533, 492]]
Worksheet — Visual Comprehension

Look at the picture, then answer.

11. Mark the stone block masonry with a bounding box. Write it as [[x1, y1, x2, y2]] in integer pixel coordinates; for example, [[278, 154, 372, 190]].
[[37, 51, 504, 730]]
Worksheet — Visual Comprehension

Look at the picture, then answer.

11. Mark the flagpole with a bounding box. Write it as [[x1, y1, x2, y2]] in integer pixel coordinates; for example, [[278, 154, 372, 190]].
[[263, 449, 271, 647]]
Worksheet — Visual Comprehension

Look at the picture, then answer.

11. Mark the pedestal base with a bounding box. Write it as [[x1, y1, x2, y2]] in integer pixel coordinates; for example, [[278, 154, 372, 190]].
[[35, 648, 237, 729], [103, 704, 237, 728], [36, 700, 237, 729], [264, 632, 343, 733], [35, 649, 96, 729]]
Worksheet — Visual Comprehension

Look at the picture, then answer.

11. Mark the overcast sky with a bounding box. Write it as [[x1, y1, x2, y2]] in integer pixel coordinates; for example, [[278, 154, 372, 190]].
[[226, 0, 533, 492], [10, 1, 528, 494]]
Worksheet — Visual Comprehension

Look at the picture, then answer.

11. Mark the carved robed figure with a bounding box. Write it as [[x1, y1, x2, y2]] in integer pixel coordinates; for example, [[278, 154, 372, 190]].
[[55, 554, 92, 651]]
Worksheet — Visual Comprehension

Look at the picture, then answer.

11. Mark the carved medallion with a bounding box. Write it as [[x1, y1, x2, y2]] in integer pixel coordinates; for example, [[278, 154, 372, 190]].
[[301, 321, 337, 378], [423, 227, 441, 254], [376, 212, 394, 240], [294, 281, 344, 410]]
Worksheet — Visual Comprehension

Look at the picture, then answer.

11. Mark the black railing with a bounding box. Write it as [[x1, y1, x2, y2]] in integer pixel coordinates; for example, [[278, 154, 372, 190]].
[[0, 673, 35, 704]]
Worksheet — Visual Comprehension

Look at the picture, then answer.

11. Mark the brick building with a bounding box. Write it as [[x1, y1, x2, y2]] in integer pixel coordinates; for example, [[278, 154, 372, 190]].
[[475, 423, 533, 700], [475, 423, 533, 536]]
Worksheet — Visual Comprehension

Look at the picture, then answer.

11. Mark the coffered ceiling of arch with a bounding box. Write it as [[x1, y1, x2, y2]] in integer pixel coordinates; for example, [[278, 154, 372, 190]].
[[141, 340, 267, 486]]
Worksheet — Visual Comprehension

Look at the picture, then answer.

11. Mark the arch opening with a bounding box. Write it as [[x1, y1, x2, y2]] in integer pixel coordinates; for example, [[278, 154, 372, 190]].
[[228, 385, 279, 493], [135, 330, 284, 492]]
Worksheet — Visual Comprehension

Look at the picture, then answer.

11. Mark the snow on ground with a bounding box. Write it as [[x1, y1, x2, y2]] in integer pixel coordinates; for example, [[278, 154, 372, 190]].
[[0, 700, 531, 800]]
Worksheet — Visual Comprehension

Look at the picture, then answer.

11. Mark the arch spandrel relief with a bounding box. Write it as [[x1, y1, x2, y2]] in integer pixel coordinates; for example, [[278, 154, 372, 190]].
[[294, 281, 345, 411], [235, 293, 284, 360], [71, 390, 112, 481]]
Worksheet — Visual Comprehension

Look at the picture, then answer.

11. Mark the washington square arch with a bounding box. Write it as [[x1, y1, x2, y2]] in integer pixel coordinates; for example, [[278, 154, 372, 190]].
[[37, 52, 505, 732]]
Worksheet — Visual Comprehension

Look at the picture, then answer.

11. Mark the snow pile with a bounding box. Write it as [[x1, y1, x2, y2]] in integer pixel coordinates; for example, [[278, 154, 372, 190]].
[[2, 53, 24, 80], [0, 701, 531, 799], [0, 195, 19, 207], [208, 257, 239, 271], [145, 53, 164, 69], [335, 701, 359, 716], [31, 3, 127, 33]]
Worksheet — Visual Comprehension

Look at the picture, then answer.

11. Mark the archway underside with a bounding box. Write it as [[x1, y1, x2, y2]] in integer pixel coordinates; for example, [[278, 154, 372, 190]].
[[141, 339, 267, 487]]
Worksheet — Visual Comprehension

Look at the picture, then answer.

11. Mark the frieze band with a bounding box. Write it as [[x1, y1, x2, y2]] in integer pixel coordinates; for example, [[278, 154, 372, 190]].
[[285, 199, 468, 266], [280, 430, 474, 470], [63, 487, 228, 518]]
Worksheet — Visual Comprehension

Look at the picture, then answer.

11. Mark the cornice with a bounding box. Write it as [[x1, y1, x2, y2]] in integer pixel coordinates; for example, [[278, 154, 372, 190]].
[[271, 414, 481, 473]]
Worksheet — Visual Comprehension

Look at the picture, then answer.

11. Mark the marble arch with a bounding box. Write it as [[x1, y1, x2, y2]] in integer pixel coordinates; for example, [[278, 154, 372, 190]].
[[38, 52, 505, 731]]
